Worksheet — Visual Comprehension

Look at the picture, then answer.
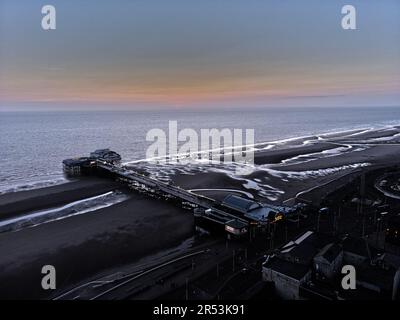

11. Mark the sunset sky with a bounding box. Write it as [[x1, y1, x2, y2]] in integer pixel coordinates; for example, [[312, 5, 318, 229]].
[[0, 0, 399, 110]]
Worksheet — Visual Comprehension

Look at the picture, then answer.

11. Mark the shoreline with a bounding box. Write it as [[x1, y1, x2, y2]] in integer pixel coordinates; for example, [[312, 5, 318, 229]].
[[0, 177, 124, 220], [0, 124, 399, 298], [0, 193, 194, 299], [1, 123, 399, 195]]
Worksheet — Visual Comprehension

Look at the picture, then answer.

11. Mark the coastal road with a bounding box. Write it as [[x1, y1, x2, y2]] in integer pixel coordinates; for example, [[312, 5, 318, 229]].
[[52, 239, 239, 300]]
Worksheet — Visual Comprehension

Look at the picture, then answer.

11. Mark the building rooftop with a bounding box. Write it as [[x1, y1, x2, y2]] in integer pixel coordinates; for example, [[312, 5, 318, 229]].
[[264, 255, 311, 281], [62, 157, 91, 166], [89, 149, 121, 162], [357, 262, 397, 292], [222, 195, 261, 213], [264, 230, 400, 300], [221, 194, 298, 223], [342, 236, 383, 260], [315, 243, 342, 263], [279, 231, 336, 265], [225, 219, 248, 230]]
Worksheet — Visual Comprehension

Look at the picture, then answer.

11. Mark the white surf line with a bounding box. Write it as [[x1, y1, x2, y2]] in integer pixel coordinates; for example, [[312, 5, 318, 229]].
[[279, 144, 354, 166], [338, 124, 400, 139], [0, 191, 114, 226], [257, 162, 371, 179], [0, 191, 129, 232], [122, 125, 400, 168], [318, 127, 371, 139], [189, 188, 254, 199], [368, 132, 400, 142], [0, 176, 68, 195], [122, 130, 354, 166]]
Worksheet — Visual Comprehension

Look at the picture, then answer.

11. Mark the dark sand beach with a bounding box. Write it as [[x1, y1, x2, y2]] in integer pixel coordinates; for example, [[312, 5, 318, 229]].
[[137, 126, 400, 204], [0, 178, 122, 220], [0, 188, 193, 299], [0, 126, 400, 299], [253, 142, 337, 165]]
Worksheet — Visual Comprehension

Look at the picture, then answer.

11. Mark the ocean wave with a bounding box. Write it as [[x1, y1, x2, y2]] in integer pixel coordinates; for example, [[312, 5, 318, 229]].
[[0, 191, 130, 233], [0, 177, 68, 195]]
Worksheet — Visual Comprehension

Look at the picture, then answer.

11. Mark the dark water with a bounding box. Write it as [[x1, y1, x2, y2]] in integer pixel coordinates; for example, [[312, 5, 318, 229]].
[[1, 106, 400, 193]]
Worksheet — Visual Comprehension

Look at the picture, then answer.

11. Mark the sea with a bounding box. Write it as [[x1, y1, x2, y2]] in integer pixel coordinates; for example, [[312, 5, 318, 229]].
[[1, 106, 400, 194]]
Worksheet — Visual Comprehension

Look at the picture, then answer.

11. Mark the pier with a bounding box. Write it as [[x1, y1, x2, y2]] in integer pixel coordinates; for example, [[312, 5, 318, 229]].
[[63, 150, 302, 237]]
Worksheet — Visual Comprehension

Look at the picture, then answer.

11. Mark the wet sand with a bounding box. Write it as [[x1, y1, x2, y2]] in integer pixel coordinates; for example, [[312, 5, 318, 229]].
[[1, 126, 400, 299], [150, 126, 400, 204], [254, 142, 337, 165], [0, 193, 193, 299], [0, 177, 122, 220]]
